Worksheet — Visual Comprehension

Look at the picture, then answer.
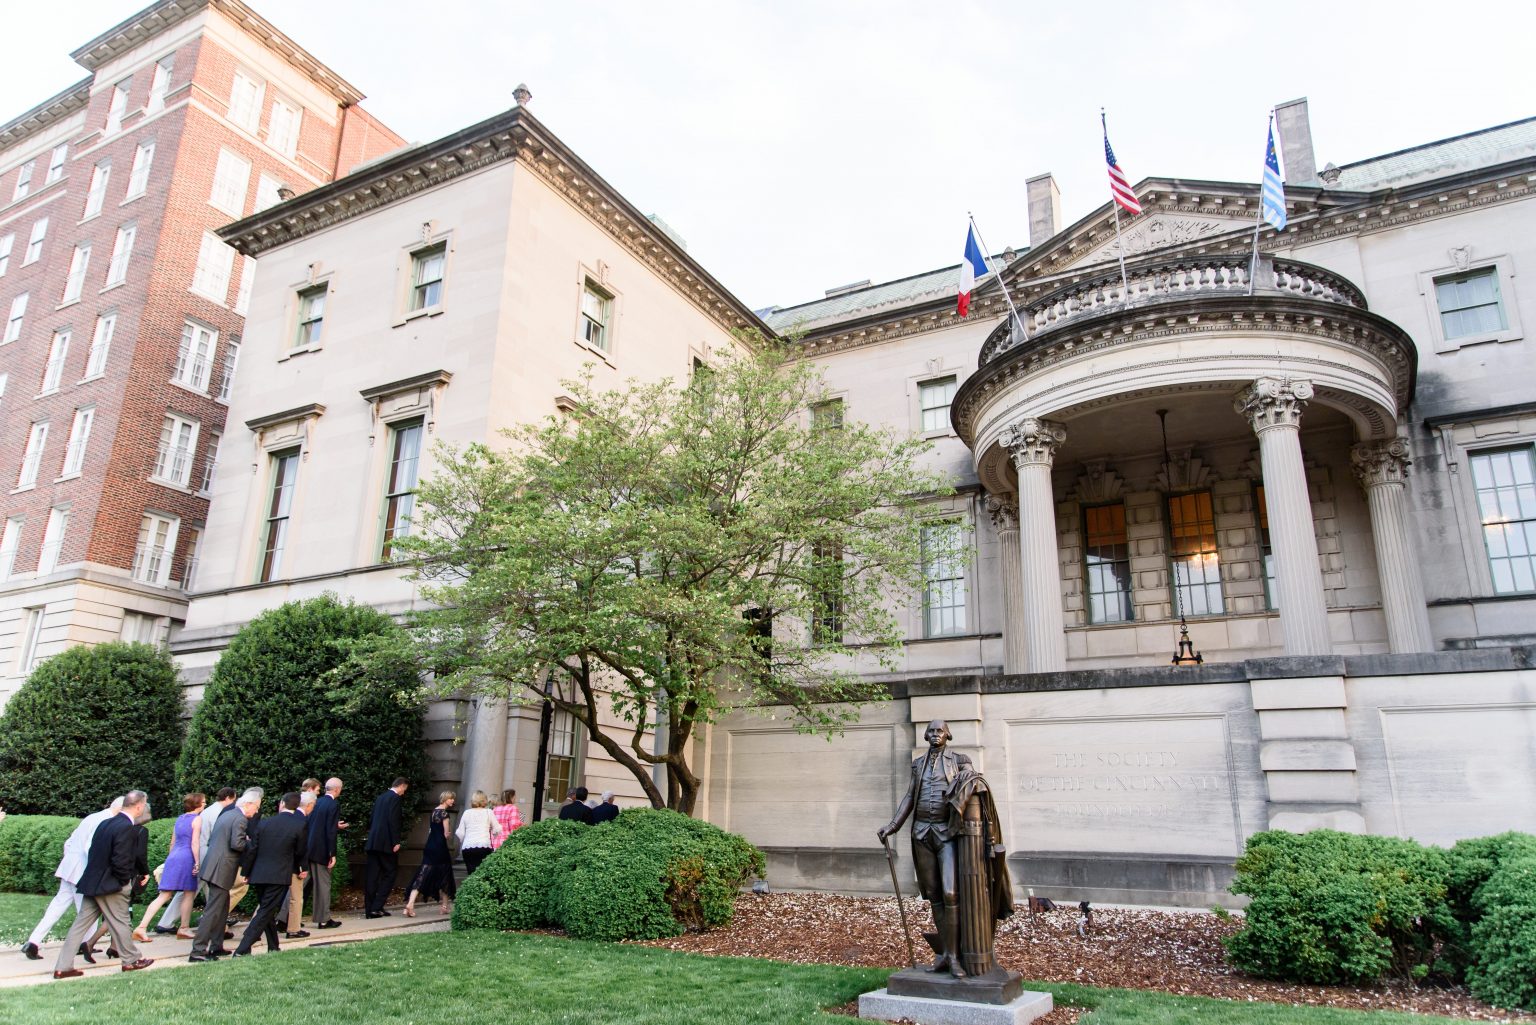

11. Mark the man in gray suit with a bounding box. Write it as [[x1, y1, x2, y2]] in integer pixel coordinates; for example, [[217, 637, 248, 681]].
[[188, 789, 260, 961]]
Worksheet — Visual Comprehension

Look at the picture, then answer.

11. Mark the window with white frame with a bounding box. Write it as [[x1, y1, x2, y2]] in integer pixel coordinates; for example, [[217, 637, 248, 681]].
[[120, 610, 161, 644], [1436, 268, 1507, 342], [379, 419, 424, 560], [39, 329, 69, 394], [1470, 446, 1536, 594], [36, 507, 68, 574], [45, 144, 67, 184], [105, 223, 136, 287], [17, 421, 49, 489], [146, 54, 173, 113], [104, 80, 130, 135], [198, 432, 221, 494], [5, 292, 28, 342], [811, 397, 844, 433], [12, 159, 34, 201], [191, 232, 235, 302], [254, 173, 282, 212], [182, 527, 203, 591], [409, 243, 446, 312], [17, 606, 45, 673], [216, 339, 239, 401], [173, 321, 217, 391], [23, 218, 47, 265], [266, 97, 300, 157], [258, 448, 301, 582], [228, 71, 263, 133], [209, 148, 250, 216], [919, 375, 957, 434], [84, 313, 115, 378], [126, 141, 154, 199], [294, 284, 326, 348], [921, 519, 968, 637], [579, 279, 612, 351], [0, 373, 7, 406], [0, 235, 12, 277], [0, 517, 21, 580], [61, 406, 93, 477], [153, 414, 199, 487], [233, 258, 255, 315], [132, 512, 179, 587], [62, 244, 90, 303], [1168, 491, 1224, 616], [83, 161, 110, 218]]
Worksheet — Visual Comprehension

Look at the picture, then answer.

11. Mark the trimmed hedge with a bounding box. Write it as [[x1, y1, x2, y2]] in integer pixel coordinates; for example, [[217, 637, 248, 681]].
[[0, 814, 173, 899], [452, 808, 764, 941], [0, 643, 184, 818]]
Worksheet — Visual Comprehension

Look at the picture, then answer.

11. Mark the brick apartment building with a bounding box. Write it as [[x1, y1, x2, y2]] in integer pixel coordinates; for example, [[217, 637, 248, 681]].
[[0, 0, 402, 701]]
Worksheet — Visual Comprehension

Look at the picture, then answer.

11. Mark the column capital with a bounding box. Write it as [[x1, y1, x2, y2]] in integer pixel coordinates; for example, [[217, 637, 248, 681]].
[[1000, 418, 1066, 469], [1234, 377, 1314, 433], [1351, 437, 1412, 489], [984, 494, 1020, 534]]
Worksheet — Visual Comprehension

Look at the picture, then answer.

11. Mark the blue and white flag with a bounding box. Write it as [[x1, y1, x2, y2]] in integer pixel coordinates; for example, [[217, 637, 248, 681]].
[[1261, 120, 1287, 231]]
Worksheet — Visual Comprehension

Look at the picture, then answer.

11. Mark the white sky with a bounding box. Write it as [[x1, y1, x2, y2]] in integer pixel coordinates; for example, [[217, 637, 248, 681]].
[[7, 1, 1535, 310]]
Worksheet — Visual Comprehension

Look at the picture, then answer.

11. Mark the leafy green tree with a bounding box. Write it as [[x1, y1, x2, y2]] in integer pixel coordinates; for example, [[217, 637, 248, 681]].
[[0, 642, 183, 817], [375, 340, 953, 815], [176, 595, 427, 831]]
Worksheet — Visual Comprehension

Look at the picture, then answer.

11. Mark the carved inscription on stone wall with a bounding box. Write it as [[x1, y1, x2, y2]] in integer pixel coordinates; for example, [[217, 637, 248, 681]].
[[1006, 715, 1242, 858]]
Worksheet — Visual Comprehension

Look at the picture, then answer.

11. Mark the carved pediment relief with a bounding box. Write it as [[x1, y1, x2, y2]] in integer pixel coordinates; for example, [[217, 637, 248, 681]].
[[1069, 214, 1244, 270]]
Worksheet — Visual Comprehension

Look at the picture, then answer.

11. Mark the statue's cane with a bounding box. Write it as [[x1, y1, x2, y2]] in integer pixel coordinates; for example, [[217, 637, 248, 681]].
[[880, 833, 918, 968]]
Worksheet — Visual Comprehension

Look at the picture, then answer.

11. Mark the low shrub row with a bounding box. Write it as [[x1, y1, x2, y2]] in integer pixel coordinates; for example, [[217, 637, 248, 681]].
[[452, 808, 764, 941], [1227, 829, 1536, 1011]]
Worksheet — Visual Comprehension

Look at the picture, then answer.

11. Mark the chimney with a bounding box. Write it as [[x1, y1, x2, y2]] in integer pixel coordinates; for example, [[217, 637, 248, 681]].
[[1273, 98, 1317, 185], [1025, 173, 1062, 247]]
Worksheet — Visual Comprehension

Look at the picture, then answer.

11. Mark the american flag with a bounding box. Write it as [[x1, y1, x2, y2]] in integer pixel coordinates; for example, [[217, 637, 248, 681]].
[[1102, 115, 1143, 215], [1261, 120, 1287, 231]]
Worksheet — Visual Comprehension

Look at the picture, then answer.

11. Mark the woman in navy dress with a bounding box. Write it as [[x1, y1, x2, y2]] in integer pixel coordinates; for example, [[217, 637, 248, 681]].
[[404, 791, 456, 917]]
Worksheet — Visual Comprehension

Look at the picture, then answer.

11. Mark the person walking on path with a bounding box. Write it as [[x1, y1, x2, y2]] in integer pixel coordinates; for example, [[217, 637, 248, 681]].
[[281, 791, 315, 940], [404, 791, 456, 917], [589, 791, 620, 824], [454, 790, 502, 875], [133, 793, 204, 941], [188, 789, 258, 961], [307, 777, 343, 929], [154, 786, 237, 933], [232, 792, 308, 956], [21, 796, 122, 960], [364, 778, 408, 918], [52, 791, 153, 978], [490, 790, 521, 849]]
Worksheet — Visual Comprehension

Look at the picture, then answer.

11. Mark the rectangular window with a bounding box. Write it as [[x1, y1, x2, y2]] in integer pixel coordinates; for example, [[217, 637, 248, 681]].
[[146, 55, 173, 113], [1471, 447, 1536, 594], [191, 232, 235, 302], [811, 397, 845, 433], [62, 406, 93, 477], [1435, 268, 1508, 341], [410, 243, 446, 312], [919, 375, 958, 434], [17, 421, 49, 489], [542, 676, 581, 808], [132, 512, 179, 587], [85, 313, 115, 378], [17, 606, 45, 673], [120, 610, 161, 644], [5, 292, 28, 342], [254, 173, 282, 212], [105, 223, 136, 286], [199, 432, 221, 494], [811, 541, 844, 644], [13, 159, 34, 201], [216, 339, 240, 401], [37, 507, 68, 574], [183, 526, 203, 591], [23, 218, 47, 265], [259, 448, 300, 582], [921, 520, 967, 637], [209, 149, 250, 216], [40, 329, 69, 394], [294, 284, 326, 348], [1255, 485, 1277, 609], [579, 279, 611, 350], [267, 97, 301, 157], [1083, 503, 1134, 624], [104, 80, 130, 134], [63, 245, 91, 303], [126, 141, 154, 198], [228, 71, 263, 133], [1168, 491, 1224, 616], [45, 144, 67, 184], [380, 420, 424, 560], [0, 517, 21, 580], [233, 258, 255, 315], [83, 161, 110, 218], [0, 234, 12, 276], [173, 321, 217, 391], [153, 414, 199, 487]]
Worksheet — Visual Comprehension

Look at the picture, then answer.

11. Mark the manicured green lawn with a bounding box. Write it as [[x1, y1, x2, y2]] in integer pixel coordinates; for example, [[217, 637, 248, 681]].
[[0, 892, 72, 945], [2, 929, 1469, 1025]]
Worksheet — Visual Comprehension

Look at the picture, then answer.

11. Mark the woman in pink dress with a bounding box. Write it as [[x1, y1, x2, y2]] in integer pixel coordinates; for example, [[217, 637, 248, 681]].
[[491, 789, 522, 850], [134, 793, 204, 941]]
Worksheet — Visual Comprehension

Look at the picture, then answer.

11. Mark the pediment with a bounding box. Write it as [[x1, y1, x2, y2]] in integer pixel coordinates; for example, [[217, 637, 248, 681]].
[[1066, 211, 1251, 269]]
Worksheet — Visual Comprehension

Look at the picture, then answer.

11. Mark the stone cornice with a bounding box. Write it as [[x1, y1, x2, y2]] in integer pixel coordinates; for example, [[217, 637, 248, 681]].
[[246, 402, 325, 432], [359, 369, 453, 402], [0, 77, 91, 153], [218, 106, 767, 337]]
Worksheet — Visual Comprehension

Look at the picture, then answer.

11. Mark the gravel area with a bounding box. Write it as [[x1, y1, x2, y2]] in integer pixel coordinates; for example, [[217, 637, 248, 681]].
[[640, 893, 1533, 1022]]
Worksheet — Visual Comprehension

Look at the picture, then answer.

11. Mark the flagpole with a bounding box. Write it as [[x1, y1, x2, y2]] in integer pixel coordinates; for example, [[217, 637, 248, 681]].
[[1102, 109, 1131, 298], [967, 212, 1028, 342], [1248, 112, 1274, 296]]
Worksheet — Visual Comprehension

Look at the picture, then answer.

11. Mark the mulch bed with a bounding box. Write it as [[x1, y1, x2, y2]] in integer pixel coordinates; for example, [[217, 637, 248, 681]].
[[639, 893, 1534, 1022]]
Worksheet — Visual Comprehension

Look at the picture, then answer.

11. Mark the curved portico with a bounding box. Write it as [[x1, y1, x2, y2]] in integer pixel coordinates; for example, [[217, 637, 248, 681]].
[[954, 253, 1421, 671]]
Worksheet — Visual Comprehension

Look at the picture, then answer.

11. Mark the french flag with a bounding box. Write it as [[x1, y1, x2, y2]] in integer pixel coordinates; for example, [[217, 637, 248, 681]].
[[957, 225, 988, 317]]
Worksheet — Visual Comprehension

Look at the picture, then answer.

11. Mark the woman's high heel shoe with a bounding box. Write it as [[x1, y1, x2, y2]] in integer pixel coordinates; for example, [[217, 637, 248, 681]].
[[78, 943, 96, 964], [402, 904, 415, 918]]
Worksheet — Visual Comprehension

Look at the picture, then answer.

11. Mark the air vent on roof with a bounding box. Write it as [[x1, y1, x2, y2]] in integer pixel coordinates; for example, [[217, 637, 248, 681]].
[[824, 279, 871, 297]]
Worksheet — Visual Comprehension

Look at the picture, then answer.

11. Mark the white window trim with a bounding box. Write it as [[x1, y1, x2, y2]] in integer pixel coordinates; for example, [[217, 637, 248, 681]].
[[208, 148, 251, 218], [152, 413, 201, 489], [16, 421, 49, 492], [124, 141, 154, 201], [38, 329, 70, 396], [23, 218, 47, 266], [1418, 254, 1523, 353], [36, 506, 69, 575], [104, 223, 136, 288], [4, 292, 28, 343], [394, 232, 452, 326], [133, 512, 181, 588], [82, 162, 110, 221], [917, 504, 976, 640], [0, 517, 22, 582], [60, 406, 94, 479], [17, 606, 46, 674], [1440, 421, 1536, 598], [82, 313, 116, 381], [190, 231, 235, 304], [910, 367, 962, 440], [172, 320, 218, 394], [572, 263, 620, 364], [0, 234, 12, 277]]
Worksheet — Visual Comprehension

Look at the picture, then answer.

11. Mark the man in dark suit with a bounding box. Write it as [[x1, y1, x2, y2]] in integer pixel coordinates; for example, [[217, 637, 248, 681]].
[[188, 789, 260, 961], [52, 791, 153, 978], [233, 792, 309, 955], [558, 786, 594, 823], [307, 777, 344, 929], [364, 777, 409, 918]]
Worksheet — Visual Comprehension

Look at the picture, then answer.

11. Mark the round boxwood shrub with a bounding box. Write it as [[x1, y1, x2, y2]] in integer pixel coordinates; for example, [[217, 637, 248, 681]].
[[0, 642, 184, 819], [452, 818, 585, 932], [176, 595, 428, 834]]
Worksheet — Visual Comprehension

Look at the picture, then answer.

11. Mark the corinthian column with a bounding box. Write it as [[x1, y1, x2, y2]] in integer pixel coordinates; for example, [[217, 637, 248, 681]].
[[1234, 378, 1332, 656], [986, 495, 1026, 674], [1001, 418, 1067, 672], [1352, 439, 1434, 653]]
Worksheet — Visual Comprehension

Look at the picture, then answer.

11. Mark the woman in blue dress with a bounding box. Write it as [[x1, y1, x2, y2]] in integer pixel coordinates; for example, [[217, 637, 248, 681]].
[[134, 792, 205, 941], [404, 791, 457, 917]]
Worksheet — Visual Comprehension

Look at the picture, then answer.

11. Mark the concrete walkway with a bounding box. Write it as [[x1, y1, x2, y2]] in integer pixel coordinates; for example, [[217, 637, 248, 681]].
[[0, 902, 450, 988]]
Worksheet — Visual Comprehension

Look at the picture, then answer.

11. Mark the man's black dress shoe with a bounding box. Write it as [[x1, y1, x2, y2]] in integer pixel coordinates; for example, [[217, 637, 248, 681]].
[[317, 920, 342, 929], [22, 942, 41, 960], [284, 930, 310, 939]]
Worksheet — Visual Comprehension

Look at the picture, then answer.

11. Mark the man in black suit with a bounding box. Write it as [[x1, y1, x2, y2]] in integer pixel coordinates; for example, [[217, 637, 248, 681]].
[[189, 788, 259, 961], [233, 792, 309, 955], [307, 777, 344, 928], [558, 787, 594, 823], [52, 790, 154, 978], [364, 777, 409, 918]]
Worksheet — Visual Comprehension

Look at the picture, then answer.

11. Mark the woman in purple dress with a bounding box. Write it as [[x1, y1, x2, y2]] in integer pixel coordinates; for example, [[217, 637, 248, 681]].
[[134, 793, 205, 941]]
